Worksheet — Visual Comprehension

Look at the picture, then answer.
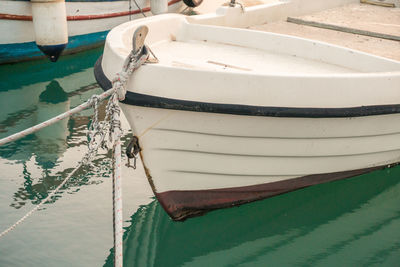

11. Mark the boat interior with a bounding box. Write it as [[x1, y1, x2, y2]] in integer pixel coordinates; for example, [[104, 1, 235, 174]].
[[133, 0, 399, 75], [102, 0, 399, 91]]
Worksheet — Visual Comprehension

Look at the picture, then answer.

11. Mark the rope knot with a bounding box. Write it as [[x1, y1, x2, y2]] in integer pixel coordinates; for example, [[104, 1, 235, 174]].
[[88, 94, 100, 108]]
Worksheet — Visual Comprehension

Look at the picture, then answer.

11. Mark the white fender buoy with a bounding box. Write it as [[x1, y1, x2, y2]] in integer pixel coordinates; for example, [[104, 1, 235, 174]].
[[150, 0, 168, 15], [31, 0, 68, 62]]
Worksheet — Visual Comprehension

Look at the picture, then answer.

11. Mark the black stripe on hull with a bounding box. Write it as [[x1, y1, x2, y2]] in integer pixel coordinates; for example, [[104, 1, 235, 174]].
[[94, 56, 400, 118]]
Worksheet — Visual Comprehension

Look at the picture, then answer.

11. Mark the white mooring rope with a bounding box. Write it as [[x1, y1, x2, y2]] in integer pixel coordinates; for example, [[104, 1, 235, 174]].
[[109, 44, 149, 267], [0, 37, 150, 267]]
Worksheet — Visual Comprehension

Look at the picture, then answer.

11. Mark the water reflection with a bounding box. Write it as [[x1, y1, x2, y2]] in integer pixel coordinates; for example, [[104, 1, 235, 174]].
[[35, 80, 70, 170], [0, 48, 107, 209], [0, 47, 103, 93], [105, 166, 400, 266]]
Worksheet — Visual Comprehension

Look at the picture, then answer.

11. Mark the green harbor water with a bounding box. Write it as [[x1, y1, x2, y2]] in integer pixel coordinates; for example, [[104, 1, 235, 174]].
[[0, 48, 399, 266]]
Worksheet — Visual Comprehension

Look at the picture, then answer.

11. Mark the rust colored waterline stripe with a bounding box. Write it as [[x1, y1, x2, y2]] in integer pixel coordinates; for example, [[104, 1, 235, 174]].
[[155, 164, 392, 221], [0, 0, 181, 21]]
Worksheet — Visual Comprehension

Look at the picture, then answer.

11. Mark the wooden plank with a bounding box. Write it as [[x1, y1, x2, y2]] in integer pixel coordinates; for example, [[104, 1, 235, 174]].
[[287, 17, 400, 42], [360, 0, 395, 8]]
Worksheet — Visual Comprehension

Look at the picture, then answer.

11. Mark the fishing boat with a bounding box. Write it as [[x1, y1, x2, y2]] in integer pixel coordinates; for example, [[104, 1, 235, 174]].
[[0, 0, 202, 64], [95, 0, 400, 220]]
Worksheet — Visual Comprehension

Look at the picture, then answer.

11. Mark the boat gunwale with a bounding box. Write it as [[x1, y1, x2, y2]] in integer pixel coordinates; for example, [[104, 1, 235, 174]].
[[94, 57, 400, 118], [104, 14, 400, 79]]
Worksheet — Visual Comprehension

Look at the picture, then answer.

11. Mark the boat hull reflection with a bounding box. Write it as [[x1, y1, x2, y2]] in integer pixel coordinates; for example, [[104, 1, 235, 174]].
[[105, 166, 400, 266]]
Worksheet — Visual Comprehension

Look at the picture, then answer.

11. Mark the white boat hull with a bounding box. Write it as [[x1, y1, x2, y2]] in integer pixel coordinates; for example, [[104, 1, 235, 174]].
[[117, 103, 400, 219], [122, 105, 400, 192]]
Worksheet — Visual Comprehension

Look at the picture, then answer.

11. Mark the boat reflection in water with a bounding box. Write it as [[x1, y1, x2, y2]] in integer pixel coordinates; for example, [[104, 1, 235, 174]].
[[105, 166, 400, 266], [35, 80, 70, 170], [0, 48, 106, 209]]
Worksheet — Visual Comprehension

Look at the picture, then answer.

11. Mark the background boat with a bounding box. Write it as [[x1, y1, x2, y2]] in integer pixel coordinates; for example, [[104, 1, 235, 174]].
[[0, 0, 185, 64]]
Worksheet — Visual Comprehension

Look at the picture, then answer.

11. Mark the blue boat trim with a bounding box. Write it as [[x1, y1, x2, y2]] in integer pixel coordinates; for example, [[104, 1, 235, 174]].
[[94, 56, 400, 118], [0, 30, 108, 64], [0, 42, 43, 64]]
